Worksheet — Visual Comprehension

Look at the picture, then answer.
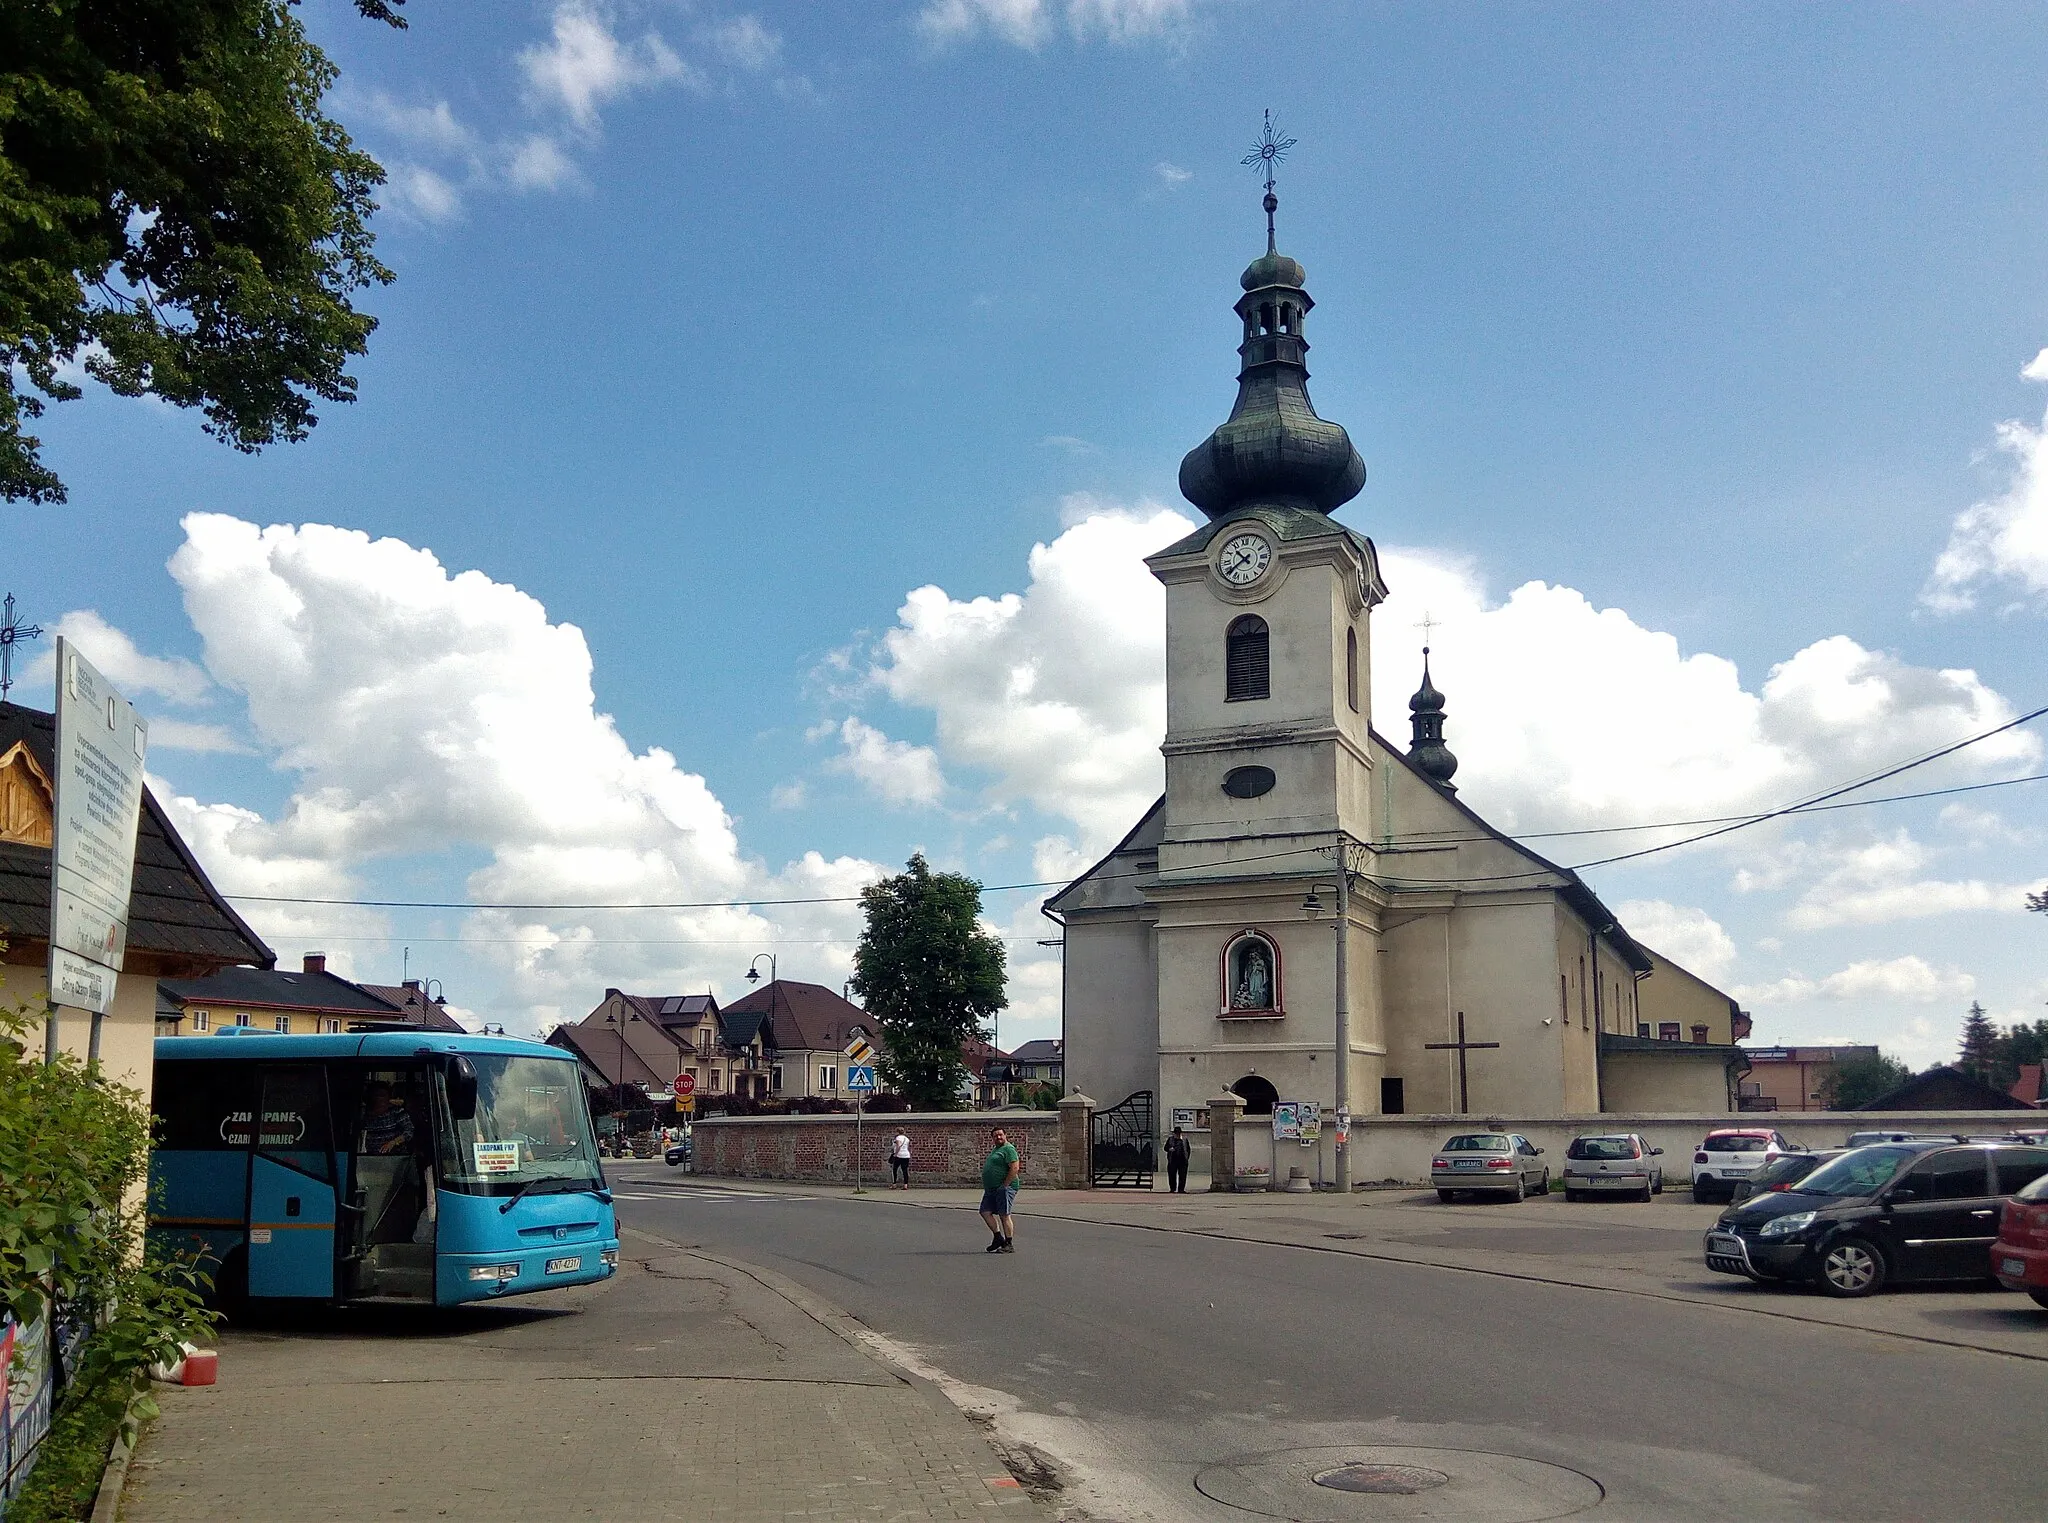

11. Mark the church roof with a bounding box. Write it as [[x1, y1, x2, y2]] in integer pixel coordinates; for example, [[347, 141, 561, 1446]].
[[1041, 795, 1164, 917]]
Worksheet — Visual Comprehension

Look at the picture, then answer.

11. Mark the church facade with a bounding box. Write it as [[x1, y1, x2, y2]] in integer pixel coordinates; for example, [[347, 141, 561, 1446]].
[[1045, 204, 1745, 1133]]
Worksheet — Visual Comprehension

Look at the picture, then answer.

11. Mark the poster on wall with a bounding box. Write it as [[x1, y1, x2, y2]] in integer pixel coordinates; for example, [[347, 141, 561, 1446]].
[[1271, 1102, 1303, 1141]]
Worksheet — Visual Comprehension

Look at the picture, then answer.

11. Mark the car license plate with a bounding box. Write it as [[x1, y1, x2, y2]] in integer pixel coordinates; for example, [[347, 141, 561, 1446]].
[[1708, 1234, 1739, 1252], [544, 1256, 582, 1275], [1453, 1159, 1482, 1169], [2003, 1257, 2028, 1277]]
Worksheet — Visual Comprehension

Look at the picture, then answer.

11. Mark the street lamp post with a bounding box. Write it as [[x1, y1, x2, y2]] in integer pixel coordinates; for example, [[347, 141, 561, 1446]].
[[744, 955, 777, 1102], [603, 1004, 642, 1155]]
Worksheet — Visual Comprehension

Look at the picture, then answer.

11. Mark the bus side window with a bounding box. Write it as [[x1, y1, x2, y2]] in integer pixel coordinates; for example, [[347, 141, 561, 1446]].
[[154, 1063, 258, 1150], [257, 1066, 334, 1181]]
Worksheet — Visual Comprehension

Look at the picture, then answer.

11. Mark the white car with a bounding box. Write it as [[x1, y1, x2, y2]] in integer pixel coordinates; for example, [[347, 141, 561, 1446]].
[[1691, 1128, 1802, 1203], [1561, 1133, 1664, 1202]]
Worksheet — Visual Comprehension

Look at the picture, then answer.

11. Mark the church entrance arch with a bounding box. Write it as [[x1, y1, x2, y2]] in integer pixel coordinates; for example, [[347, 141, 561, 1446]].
[[1231, 1075, 1278, 1116]]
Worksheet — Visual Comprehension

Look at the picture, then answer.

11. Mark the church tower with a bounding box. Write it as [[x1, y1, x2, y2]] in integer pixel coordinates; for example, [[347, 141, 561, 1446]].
[[1140, 165, 1387, 1125]]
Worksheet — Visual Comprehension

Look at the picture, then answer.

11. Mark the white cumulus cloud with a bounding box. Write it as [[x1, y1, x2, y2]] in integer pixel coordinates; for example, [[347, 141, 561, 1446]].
[[1737, 955, 1977, 1006], [1614, 900, 1737, 981], [154, 512, 882, 1029], [1924, 346, 2048, 612], [43, 609, 212, 705], [519, 1, 696, 129], [827, 718, 948, 807]]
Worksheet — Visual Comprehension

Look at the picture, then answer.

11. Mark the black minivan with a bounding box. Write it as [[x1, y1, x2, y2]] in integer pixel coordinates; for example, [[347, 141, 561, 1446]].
[[1704, 1141, 2048, 1297]]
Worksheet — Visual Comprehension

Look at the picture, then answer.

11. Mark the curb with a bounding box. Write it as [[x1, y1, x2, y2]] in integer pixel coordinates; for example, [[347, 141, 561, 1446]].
[[88, 1377, 153, 1523]]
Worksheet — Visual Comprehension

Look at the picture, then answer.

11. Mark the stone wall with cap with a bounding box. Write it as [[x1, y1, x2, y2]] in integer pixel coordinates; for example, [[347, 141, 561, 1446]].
[[692, 1111, 1063, 1187]]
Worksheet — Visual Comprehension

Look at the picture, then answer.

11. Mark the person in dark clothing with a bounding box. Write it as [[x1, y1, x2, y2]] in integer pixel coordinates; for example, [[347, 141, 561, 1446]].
[[1165, 1127, 1191, 1193]]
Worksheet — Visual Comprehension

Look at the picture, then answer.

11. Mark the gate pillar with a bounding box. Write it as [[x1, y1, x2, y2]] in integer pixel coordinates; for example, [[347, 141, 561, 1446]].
[[1058, 1093, 1094, 1189], [1207, 1090, 1244, 1191]]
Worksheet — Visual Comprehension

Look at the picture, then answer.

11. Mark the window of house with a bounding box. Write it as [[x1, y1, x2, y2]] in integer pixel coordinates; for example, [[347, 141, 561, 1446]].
[[274, 1015, 291, 1033], [820, 1065, 837, 1092], [1690, 1025, 1709, 1044], [771, 1066, 784, 1092], [709, 1072, 721, 1092], [1637, 1022, 1651, 1038], [1225, 615, 1270, 702], [191, 1010, 210, 1032], [1657, 1022, 1681, 1042], [1345, 627, 1359, 713], [1380, 1076, 1404, 1115], [1578, 957, 1588, 1028], [697, 1029, 709, 1051]]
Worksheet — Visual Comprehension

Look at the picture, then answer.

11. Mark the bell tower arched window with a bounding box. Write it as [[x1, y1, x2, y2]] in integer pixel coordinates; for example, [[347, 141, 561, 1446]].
[[1220, 929, 1282, 1017], [1225, 615, 1269, 702], [1345, 627, 1360, 713]]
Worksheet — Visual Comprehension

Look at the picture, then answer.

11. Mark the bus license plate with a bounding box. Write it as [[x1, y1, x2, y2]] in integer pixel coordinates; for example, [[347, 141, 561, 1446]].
[[544, 1256, 582, 1275]]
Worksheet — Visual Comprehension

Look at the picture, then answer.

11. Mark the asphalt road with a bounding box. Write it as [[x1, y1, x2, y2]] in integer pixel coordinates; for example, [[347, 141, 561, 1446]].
[[614, 1181, 2046, 1522]]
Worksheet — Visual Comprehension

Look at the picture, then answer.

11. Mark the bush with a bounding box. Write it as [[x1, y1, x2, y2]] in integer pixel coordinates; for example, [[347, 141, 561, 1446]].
[[1, 1365, 137, 1523], [0, 988, 216, 1501]]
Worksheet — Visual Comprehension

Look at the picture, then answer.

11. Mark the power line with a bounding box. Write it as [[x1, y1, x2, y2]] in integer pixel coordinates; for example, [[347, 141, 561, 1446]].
[[219, 705, 2045, 912]]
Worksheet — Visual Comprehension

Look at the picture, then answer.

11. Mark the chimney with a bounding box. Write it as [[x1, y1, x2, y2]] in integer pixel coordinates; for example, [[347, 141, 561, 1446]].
[[403, 979, 422, 993], [303, 953, 327, 975]]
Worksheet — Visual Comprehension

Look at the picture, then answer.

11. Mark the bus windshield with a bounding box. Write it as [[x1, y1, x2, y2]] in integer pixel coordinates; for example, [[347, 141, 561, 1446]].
[[439, 1056, 602, 1197]]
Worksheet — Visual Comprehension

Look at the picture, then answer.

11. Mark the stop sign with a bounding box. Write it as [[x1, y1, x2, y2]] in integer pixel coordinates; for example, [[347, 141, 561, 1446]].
[[676, 1072, 696, 1096]]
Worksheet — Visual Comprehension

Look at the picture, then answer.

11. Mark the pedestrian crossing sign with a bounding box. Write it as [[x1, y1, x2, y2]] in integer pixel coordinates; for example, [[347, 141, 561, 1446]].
[[847, 1064, 877, 1093]]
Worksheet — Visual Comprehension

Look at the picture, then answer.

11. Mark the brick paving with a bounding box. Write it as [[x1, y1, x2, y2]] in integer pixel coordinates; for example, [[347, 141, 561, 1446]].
[[119, 1240, 1039, 1522]]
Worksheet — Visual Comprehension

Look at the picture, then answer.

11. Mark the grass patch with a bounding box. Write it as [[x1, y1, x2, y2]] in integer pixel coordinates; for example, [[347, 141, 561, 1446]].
[[4, 1373, 138, 1523]]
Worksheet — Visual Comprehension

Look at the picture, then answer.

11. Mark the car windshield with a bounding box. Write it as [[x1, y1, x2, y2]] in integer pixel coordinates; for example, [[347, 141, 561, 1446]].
[[1703, 1134, 1769, 1152], [1792, 1146, 1917, 1199], [1568, 1137, 1638, 1160], [1443, 1135, 1509, 1152], [439, 1055, 603, 1196]]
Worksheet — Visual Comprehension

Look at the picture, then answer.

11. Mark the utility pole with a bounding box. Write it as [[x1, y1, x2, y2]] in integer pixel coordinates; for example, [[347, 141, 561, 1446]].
[[1333, 833, 1351, 1193]]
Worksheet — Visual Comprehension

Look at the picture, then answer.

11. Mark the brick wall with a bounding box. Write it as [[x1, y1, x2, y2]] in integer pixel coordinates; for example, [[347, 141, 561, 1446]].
[[693, 1112, 1063, 1187]]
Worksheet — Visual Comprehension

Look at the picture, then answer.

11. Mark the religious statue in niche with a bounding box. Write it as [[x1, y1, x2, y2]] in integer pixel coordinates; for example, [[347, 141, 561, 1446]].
[[1227, 934, 1277, 1011]]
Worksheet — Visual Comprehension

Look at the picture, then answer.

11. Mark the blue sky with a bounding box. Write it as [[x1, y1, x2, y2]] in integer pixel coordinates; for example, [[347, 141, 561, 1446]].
[[12, 1, 2048, 1062]]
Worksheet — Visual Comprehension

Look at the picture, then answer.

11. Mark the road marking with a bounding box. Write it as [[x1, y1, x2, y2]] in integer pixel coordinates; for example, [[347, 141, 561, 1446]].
[[611, 1189, 813, 1202]]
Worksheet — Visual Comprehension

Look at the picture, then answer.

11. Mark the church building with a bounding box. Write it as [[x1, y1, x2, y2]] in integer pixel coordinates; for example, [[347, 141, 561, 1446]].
[[1045, 189, 1746, 1134]]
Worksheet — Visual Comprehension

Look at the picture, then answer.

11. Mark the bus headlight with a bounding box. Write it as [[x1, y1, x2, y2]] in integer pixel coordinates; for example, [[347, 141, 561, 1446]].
[[469, 1263, 520, 1281]]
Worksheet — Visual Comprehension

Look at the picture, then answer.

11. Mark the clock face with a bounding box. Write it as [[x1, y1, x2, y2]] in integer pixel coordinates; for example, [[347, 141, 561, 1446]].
[[1218, 532, 1272, 586]]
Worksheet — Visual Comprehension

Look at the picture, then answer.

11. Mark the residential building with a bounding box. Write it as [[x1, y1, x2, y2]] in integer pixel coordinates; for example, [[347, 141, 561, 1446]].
[[357, 979, 468, 1033], [1635, 948, 1751, 1046], [719, 979, 873, 1100], [159, 954, 434, 1035], [1859, 1066, 2038, 1113], [1007, 1038, 1064, 1086], [2012, 1064, 2045, 1107], [1739, 1045, 1880, 1112], [548, 989, 717, 1097], [2, 699, 272, 1097]]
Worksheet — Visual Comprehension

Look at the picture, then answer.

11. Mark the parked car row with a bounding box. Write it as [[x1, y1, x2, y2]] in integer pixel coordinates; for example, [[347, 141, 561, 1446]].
[[1703, 1138, 2048, 1300]]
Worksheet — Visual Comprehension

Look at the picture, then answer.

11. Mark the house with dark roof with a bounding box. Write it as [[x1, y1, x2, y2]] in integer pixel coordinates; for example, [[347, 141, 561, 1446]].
[[157, 955, 467, 1036], [547, 988, 729, 1098], [720, 979, 874, 1101], [1006, 1038, 1064, 1085], [1, 699, 272, 1096], [1858, 1066, 2038, 1113]]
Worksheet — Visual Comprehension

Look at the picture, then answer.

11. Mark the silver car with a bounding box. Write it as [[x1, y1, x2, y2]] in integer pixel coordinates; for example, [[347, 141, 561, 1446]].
[[1561, 1133, 1664, 1202], [1432, 1132, 1549, 1202]]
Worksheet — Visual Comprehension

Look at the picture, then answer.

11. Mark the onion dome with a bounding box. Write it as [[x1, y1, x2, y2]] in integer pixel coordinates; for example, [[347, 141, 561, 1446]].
[[1178, 210, 1366, 521], [1408, 650, 1458, 791]]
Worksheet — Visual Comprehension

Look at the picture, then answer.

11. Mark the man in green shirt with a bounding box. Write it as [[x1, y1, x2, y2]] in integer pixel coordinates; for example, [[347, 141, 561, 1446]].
[[979, 1127, 1020, 1253]]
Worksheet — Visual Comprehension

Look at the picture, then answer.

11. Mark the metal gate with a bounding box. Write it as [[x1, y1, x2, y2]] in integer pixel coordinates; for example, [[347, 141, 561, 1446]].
[[1091, 1090, 1157, 1188]]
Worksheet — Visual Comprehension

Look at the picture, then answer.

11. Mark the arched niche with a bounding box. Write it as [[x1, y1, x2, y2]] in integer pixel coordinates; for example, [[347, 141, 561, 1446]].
[[1219, 928, 1282, 1017]]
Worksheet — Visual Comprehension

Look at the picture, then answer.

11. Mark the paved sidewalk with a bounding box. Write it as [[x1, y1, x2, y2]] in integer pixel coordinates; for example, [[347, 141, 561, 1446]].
[[622, 1162, 2048, 1362], [118, 1232, 1042, 1522]]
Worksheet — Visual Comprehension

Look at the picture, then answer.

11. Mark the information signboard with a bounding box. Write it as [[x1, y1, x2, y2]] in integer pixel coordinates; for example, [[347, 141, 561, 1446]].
[[47, 640, 147, 1017]]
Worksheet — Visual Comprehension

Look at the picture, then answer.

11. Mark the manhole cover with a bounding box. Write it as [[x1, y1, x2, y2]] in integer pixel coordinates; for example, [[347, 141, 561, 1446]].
[[1315, 1464, 1448, 1494], [1194, 1445, 1603, 1522]]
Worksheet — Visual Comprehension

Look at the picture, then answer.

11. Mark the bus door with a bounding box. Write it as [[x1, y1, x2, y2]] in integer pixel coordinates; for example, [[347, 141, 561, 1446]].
[[342, 1065, 438, 1301], [247, 1065, 339, 1299]]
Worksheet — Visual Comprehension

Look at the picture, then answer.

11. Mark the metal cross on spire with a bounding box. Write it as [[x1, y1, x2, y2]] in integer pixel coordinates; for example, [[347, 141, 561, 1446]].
[[1241, 108, 1297, 252], [1414, 609, 1439, 656], [0, 593, 42, 701]]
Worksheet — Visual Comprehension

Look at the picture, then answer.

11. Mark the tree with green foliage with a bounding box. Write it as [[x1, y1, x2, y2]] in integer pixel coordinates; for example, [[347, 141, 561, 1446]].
[[850, 853, 1007, 1111], [1958, 1000, 1999, 1081], [1, 0, 406, 503], [1986, 1016, 2048, 1093], [1817, 1049, 1913, 1110]]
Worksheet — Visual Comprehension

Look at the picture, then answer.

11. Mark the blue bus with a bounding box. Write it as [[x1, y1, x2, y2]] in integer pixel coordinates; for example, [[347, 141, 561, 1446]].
[[149, 1031, 619, 1307]]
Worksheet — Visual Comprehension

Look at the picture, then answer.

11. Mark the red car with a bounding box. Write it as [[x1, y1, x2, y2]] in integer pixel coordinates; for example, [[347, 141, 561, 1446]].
[[1993, 1168, 2048, 1309]]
